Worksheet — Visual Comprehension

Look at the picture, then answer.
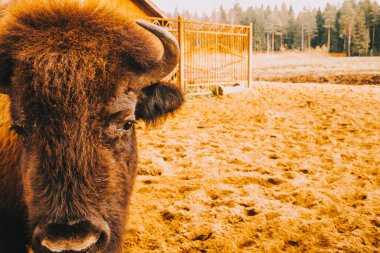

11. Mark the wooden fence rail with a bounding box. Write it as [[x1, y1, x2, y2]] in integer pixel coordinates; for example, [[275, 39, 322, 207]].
[[145, 17, 253, 96]]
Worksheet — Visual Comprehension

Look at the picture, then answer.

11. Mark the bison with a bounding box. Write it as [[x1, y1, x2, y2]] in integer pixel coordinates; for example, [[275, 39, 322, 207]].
[[0, 1, 184, 252]]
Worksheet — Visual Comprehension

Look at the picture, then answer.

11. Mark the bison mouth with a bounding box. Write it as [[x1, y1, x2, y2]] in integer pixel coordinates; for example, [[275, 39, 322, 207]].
[[32, 219, 110, 253], [41, 232, 100, 252]]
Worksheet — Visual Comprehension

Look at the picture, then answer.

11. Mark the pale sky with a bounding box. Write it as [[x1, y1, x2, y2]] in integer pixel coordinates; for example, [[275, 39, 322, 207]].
[[151, 0, 379, 15]]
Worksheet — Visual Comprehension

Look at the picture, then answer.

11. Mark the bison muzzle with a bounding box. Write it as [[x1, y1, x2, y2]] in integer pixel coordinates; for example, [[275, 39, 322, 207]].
[[0, 1, 184, 253]]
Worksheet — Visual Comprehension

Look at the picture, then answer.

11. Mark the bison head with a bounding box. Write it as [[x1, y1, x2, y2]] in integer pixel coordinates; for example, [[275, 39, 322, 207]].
[[0, 1, 183, 253]]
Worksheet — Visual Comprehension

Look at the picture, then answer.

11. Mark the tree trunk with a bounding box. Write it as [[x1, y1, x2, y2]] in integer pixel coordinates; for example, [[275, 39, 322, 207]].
[[272, 31, 275, 51], [301, 24, 304, 51], [327, 28, 331, 52], [373, 25, 376, 53], [343, 37, 346, 54], [348, 25, 352, 57], [308, 33, 311, 49]]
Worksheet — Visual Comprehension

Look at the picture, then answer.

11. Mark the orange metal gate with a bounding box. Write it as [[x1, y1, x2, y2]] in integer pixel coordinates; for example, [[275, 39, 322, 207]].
[[145, 17, 253, 95]]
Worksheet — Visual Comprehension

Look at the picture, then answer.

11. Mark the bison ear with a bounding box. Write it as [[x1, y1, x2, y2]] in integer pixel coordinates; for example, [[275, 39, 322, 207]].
[[135, 82, 184, 125], [0, 49, 12, 95]]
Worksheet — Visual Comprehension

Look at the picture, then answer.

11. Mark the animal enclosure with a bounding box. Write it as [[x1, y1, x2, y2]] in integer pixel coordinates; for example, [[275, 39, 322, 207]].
[[123, 55, 380, 252], [145, 17, 253, 95], [126, 82, 380, 252]]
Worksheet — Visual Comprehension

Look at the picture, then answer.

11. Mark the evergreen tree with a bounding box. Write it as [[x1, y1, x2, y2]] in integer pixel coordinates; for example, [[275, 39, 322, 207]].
[[324, 3, 337, 51], [285, 6, 299, 49], [253, 6, 267, 51], [171, 7, 180, 18], [297, 9, 308, 51], [229, 3, 243, 24], [219, 5, 228, 24], [192, 12, 200, 21], [340, 0, 357, 56], [169, 1, 380, 55], [200, 13, 210, 22], [240, 7, 256, 50], [279, 3, 289, 48], [303, 9, 317, 49], [181, 10, 192, 20], [265, 6, 283, 51], [331, 10, 345, 52], [371, 1, 380, 53], [209, 9, 218, 23], [264, 6, 272, 52], [358, 0, 373, 27], [358, 0, 373, 53], [352, 10, 370, 55], [312, 8, 326, 47], [241, 6, 254, 25]]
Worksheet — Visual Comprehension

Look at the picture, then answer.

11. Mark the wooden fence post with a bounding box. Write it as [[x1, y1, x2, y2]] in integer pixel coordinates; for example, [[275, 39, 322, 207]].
[[178, 16, 186, 94], [247, 23, 253, 89]]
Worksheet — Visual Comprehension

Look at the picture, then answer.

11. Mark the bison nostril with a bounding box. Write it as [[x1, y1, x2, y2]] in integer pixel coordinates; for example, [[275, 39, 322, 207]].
[[33, 219, 110, 252]]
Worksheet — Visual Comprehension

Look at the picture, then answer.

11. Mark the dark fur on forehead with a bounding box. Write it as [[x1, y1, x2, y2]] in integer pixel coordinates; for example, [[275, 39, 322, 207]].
[[0, 0, 164, 95]]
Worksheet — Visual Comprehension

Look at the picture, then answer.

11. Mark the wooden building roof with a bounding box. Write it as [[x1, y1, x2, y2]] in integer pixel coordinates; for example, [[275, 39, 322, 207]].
[[118, 0, 167, 18]]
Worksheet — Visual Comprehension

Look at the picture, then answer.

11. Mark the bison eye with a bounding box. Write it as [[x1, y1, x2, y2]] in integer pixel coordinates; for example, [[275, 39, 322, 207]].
[[11, 123, 27, 136], [123, 120, 136, 131]]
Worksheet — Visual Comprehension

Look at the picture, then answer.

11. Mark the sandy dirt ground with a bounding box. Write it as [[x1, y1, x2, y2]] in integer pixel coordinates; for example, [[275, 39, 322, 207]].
[[252, 53, 380, 85], [124, 82, 380, 252]]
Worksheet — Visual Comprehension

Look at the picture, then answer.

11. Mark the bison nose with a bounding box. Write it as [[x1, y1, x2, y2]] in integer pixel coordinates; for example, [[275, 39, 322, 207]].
[[33, 219, 110, 253]]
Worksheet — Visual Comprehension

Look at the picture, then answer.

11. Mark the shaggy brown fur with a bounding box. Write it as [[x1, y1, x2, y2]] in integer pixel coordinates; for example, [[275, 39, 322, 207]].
[[0, 1, 184, 252]]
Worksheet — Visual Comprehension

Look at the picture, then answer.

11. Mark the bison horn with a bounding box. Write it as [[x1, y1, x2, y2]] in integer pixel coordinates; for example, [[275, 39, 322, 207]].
[[135, 20, 179, 88]]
